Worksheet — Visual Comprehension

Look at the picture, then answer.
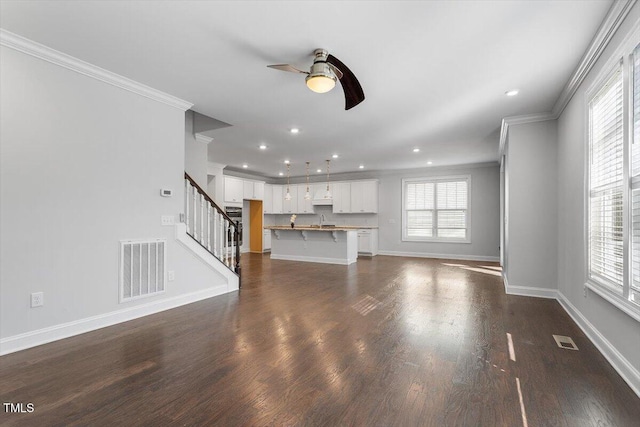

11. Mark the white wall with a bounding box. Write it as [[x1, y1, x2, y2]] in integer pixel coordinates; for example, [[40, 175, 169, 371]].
[[556, 4, 640, 391], [184, 110, 208, 189], [505, 120, 558, 292], [0, 43, 232, 352]]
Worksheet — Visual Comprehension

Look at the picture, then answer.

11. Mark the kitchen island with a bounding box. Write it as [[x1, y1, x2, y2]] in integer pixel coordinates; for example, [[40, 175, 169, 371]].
[[265, 226, 358, 265]]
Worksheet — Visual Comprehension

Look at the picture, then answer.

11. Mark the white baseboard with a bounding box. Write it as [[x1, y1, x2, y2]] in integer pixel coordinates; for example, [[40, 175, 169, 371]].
[[377, 250, 499, 263], [504, 278, 558, 299], [557, 291, 640, 398], [0, 286, 230, 356], [269, 254, 356, 265]]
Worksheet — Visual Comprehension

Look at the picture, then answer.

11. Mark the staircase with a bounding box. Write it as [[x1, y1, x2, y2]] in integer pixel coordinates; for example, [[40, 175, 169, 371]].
[[184, 172, 241, 284]]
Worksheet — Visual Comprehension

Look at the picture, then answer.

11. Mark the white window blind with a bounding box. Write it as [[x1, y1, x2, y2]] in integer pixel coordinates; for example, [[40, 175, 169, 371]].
[[588, 64, 624, 290], [631, 43, 640, 302], [403, 177, 469, 242]]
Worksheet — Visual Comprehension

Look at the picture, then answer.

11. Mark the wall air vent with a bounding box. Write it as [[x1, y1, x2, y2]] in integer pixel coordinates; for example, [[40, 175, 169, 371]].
[[120, 239, 166, 302]]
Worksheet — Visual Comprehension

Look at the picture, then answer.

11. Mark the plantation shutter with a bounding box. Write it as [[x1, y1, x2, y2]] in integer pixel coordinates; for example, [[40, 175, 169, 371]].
[[631, 44, 640, 300], [406, 182, 434, 237], [589, 63, 624, 290], [436, 180, 468, 239]]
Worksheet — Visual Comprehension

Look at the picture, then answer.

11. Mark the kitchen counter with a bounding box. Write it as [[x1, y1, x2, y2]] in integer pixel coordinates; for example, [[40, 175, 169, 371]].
[[264, 225, 378, 231], [266, 227, 358, 265]]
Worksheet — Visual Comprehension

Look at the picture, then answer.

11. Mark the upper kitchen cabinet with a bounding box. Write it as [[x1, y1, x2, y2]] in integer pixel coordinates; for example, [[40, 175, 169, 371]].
[[350, 180, 378, 213], [224, 176, 243, 204], [263, 184, 273, 213], [243, 180, 264, 200], [296, 184, 315, 214], [282, 185, 298, 214], [332, 182, 351, 213], [272, 185, 283, 214]]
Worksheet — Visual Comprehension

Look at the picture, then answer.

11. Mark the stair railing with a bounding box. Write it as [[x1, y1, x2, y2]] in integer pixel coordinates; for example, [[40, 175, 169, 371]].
[[184, 172, 241, 281]]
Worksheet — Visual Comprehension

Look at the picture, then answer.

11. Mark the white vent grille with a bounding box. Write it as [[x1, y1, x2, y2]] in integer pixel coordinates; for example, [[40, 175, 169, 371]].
[[120, 239, 166, 302]]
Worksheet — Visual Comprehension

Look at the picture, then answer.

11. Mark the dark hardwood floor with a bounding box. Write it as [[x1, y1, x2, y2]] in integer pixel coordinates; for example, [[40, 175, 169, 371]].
[[1, 254, 639, 426]]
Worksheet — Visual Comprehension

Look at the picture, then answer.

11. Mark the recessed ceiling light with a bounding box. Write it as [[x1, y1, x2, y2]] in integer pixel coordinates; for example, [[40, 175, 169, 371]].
[[242, 164, 248, 168], [427, 161, 433, 165], [359, 165, 364, 169], [506, 89, 519, 96], [278, 172, 284, 176], [332, 154, 339, 159], [290, 128, 299, 134], [259, 144, 267, 150], [317, 169, 322, 173], [284, 160, 290, 164], [413, 148, 420, 153]]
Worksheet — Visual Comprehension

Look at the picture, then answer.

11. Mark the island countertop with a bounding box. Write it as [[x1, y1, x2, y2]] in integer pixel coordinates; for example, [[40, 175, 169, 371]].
[[264, 225, 377, 231]]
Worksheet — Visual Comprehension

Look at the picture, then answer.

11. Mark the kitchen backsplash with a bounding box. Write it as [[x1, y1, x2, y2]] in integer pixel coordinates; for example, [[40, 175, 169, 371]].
[[265, 205, 378, 227]]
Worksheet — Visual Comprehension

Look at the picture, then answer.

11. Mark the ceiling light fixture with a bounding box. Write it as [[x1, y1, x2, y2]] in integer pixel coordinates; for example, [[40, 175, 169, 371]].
[[506, 89, 519, 96], [427, 161, 433, 165], [304, 162, 311, 200], [413, 148, 420, 153], [324, 159, 332, 199], [290, 128, 299, 134], [359, 165, 364, 169], [332, 154, 339, 159], [278, 172, 284, 176], [305, 56, 337, 94], [259, 144, 267, 150], [284, 160, 290, 164], [285, 163, 292, 201], [317, 169, 322, 173], [242, 164, 248, 168]]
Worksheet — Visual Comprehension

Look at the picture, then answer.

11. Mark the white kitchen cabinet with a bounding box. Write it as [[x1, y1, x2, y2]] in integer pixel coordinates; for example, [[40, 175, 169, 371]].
[[263, 184, 273, 213], [272, 185, 283, 214], [263, 229, 271, 251], [243, 180, 264, 200], [332, 182, 351, 213], [357, 229, 378, 256], [296, 184, 314, 214], [282, 185, 298, 214], [224, 176, 243, 204], [350, 180, 378, 213]]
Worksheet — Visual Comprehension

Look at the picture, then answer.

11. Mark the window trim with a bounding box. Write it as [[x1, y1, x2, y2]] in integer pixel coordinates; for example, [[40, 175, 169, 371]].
[[401, 175, 471, 243], [584, 23, 640, 323]]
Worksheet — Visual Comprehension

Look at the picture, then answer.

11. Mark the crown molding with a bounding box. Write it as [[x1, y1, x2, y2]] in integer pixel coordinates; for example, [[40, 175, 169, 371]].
[[499, 112, 556, 155], [0, 29, 193, 111], [194, 133, 214, 144], [551, 0, 637, 117]]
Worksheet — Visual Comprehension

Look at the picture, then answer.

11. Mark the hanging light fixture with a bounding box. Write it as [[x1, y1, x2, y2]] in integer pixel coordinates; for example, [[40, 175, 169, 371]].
[[304, 162, 311, 200], [285, 163, 292, 201], [324, 159, 332, 199]]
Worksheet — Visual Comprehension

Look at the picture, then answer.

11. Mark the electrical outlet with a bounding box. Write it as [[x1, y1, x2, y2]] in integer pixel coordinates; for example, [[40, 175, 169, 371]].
[[161, 215, 175, 226], [167, 270, 175, 281], [31, 292, 44, 308]]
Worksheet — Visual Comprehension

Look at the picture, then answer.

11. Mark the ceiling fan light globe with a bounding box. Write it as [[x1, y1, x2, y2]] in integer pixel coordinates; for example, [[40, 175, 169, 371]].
[[306, 74, 336, 93]]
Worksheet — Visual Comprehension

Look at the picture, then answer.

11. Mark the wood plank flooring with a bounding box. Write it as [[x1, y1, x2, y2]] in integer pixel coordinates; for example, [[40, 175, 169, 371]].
[[1, 254, 639, 426]]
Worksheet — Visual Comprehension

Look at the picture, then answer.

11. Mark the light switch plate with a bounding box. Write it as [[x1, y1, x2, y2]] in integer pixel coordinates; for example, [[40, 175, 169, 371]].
[[167, 270, 175, 281], [161, 215, 175, 226]]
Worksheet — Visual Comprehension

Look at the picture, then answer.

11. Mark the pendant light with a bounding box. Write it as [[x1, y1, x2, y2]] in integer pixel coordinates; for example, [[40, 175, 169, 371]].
[[285, 163, 292, 201], [304, 162, 311, 200], [324, 159, 332, 199]]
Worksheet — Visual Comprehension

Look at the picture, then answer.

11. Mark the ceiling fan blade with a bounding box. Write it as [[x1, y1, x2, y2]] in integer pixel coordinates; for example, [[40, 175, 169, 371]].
[[267, 64, 309, 74], [326, 54, 365, 110]]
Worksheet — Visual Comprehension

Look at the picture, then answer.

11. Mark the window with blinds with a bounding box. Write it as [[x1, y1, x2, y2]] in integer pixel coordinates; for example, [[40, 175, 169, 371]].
[[588, 64, 624, 291], [403, 177, 469, 242], [586, 38, 640, 317]]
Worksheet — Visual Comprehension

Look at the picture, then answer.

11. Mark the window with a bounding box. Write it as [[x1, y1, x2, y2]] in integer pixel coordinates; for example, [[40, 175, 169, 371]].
[[402, 176, 470, 242], [586, 37, 640, 320]]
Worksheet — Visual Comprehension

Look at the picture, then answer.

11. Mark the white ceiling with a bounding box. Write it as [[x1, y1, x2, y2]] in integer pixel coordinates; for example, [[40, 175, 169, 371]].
[[0, 0, 613, 178]]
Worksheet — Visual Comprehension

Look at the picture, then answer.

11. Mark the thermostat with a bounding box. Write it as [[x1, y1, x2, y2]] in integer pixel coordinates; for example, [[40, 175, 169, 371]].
[[160, 189, 173, 197]]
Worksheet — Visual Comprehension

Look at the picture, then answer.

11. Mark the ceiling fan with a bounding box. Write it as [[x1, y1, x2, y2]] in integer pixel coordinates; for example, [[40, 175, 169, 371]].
[[268, 49, 365, 110]]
